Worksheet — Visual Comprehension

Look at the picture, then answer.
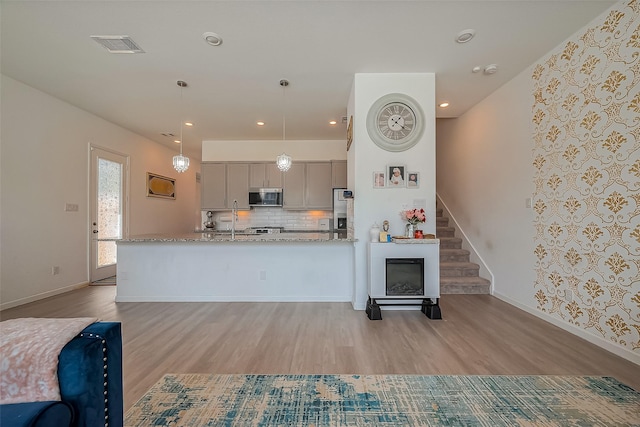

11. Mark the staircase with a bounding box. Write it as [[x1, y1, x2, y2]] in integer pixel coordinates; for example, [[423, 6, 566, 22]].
[[436, 207, 491, 294]]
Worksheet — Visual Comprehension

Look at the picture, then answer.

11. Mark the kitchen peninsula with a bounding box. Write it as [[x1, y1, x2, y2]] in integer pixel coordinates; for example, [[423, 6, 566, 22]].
[[114, 233, 356, 303]]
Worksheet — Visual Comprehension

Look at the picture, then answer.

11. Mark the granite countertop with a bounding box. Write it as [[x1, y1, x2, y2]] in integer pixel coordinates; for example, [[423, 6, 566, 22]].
[[114, 231, 356, 243]]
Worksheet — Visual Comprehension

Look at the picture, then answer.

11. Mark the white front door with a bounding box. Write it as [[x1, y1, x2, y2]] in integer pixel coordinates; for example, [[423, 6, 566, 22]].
[[89, 146, 129, 282]]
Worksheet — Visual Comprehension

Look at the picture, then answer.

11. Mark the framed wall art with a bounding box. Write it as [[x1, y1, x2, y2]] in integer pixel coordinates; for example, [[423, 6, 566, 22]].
[[406, 171, 419, 188], [373, 171, 385, 188], [386, 164, 406, 188], [147, 172, 176, 199]]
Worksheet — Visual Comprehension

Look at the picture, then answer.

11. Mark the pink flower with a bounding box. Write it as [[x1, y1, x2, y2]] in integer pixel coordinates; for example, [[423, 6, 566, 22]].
[[402, 208, 426, 225]]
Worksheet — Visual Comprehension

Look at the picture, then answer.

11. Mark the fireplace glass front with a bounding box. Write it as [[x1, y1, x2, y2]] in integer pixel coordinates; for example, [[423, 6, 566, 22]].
[[385, 258, 424, 296]]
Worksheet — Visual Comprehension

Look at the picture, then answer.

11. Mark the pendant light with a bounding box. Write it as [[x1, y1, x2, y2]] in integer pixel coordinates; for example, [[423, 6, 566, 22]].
[[276, 79, 292, 172], [173, 80, 190, 173]]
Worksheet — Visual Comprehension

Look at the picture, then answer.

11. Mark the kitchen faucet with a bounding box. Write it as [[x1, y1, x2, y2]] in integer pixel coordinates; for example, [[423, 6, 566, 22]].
[[231, 199, 238, 240]]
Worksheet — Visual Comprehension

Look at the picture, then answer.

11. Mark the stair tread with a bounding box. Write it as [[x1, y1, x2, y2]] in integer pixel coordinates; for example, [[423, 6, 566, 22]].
[[440, 261, 480, 268], [440, 276, 491, 284], [440, 248, 470, 254]]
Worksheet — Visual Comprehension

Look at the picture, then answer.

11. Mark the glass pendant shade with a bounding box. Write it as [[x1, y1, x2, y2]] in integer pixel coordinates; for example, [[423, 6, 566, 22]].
[[276, 153, 292, 172], [173, 154, 190, 173]]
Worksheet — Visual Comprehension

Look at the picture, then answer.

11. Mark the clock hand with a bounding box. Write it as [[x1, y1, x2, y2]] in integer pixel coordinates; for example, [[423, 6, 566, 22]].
[[391, 117, 406, 130]]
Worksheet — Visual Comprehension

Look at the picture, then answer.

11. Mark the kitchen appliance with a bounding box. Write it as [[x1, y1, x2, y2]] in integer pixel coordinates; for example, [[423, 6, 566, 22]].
[[204, 211, 215, 230], [249, 188, 283, 206], [333, 188, 348, 237], [244, 226, 283, 234]]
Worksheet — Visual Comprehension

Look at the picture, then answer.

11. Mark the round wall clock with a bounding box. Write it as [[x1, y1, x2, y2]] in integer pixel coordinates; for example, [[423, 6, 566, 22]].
[[366, 93, 425, 152]]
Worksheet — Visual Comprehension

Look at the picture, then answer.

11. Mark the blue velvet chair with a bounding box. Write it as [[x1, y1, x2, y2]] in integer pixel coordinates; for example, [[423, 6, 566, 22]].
[[0, 322, 123, 427]]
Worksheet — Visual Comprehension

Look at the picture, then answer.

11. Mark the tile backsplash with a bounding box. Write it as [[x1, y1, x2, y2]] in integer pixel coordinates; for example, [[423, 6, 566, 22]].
[[201, 208, 333, 231]]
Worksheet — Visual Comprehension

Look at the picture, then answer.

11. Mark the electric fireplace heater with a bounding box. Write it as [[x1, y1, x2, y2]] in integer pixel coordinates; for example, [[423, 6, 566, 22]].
[[385, 258, 424, 296]]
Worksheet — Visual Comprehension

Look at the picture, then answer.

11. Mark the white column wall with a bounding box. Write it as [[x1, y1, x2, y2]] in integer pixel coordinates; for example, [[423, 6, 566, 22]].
[[350, 73, 436, 309]]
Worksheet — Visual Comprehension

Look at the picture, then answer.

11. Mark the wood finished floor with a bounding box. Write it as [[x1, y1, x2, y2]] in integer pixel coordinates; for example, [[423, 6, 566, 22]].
[[2, 286, 639, 410]]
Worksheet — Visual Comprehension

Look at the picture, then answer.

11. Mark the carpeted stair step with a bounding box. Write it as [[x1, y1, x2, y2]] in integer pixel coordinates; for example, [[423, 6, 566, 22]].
[[436, 217, 449, 227], [440, 248, 470, 262], [436, 226, 456, 237], [440, 261, 480, 277], [438, 236, 462, 249], [436, 208, 443, 217], [440, 276, 491, 294]]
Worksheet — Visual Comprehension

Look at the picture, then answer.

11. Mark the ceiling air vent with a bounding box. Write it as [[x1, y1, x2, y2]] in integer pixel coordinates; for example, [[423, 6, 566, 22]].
[[91, 36, 145, 53]]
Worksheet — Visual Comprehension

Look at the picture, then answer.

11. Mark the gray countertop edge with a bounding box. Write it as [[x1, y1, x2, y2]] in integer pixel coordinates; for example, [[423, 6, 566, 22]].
[[112, 235, 356, 243]]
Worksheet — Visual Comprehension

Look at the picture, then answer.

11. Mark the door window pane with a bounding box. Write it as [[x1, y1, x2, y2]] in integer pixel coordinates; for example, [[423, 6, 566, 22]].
[[97, 158, 122, 267]]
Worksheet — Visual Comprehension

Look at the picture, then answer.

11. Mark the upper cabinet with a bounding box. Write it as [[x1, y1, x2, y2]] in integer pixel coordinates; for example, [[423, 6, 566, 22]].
[[306, 162, 333, 208], [201, 162, 250, 210], [203, 160, 342, 211], [201, 163, 227, 210], [283, 162, 332, 210], [249, 163, 283, 188], [227, 163, 250, 209], [331, 160, 347, 188]]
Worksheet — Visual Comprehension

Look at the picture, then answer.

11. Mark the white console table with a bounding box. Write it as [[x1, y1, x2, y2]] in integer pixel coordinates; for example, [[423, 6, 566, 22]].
[[366, 240, 441, 320]]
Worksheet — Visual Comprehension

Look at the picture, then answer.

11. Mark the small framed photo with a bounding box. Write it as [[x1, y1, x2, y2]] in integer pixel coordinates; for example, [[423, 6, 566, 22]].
[[406, 171, 419, 188], [147, 172, 176, 199], [386, 165, 406, 188], [373, 171, 386, 188]]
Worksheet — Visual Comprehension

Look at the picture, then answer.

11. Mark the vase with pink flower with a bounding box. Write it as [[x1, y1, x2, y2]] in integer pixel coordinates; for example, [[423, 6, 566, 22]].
[[402, 208, 426, 238]]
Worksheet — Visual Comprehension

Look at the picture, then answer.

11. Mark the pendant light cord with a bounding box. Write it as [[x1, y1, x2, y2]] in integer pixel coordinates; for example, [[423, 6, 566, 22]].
[[282, 81, 286, 142], [180, 84, 184, 156]]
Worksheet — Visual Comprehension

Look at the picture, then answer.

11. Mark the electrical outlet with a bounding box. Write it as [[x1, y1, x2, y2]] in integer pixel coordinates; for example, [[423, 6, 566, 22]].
[[65, 203, 79, 212], [52, 266, 60, 275], [525, 198, 532, 209]]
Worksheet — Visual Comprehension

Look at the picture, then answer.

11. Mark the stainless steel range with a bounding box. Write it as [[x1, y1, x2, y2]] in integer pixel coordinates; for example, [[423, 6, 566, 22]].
[[244, 226, 284, 234]]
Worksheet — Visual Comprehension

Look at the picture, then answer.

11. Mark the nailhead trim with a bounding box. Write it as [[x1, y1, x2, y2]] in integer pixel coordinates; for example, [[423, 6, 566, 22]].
[[79, 331, 110, 427]]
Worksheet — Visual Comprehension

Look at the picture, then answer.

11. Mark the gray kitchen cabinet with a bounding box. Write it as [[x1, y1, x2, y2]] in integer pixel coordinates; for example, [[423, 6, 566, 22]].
[[226, 163, 250, 209], [305, 162, 333, 209], [249, 163, 283, 188], [201, 163, 227, 210], [283, 163, 305, 209], [331, 160, 347, 188], [283, 162, 332, 210]]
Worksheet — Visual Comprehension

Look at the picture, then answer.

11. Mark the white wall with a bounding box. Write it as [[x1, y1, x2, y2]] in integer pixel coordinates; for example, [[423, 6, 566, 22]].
[[0, 75, 199, 309], [436, 0, 639, 363], [350, 73, 436, 309], [436, 71, 536, 304]]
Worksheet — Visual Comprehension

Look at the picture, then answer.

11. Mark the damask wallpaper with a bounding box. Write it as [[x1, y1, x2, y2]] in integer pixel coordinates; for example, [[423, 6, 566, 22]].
[[532, 0, 639, 353]]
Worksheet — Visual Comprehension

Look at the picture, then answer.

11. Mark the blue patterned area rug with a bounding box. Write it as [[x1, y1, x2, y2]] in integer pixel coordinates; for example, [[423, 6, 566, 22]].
[[125, 374, 639, 426]]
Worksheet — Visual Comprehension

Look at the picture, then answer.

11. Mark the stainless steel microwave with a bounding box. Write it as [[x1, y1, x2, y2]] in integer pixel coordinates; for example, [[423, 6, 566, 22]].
[[248, 188, 283, 206]]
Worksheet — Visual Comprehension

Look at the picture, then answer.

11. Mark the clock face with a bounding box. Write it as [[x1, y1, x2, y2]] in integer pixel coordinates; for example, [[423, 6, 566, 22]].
[[366, 93, 425, 152], [376, 102, 416, 141]]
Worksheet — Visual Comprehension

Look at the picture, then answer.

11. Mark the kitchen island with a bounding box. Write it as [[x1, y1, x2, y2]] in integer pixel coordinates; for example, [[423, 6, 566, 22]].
[[114, 233, 356, 303]]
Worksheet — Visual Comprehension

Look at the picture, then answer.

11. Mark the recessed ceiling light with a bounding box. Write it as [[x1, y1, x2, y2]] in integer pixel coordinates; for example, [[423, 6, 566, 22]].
[[202, 32, 223, 46], [329, 120, 337, 125], [439, 102, 450, 108], [456, 29, 476, 43], [174, 140, 181, 144], [472, 66, 482, 73], [184, 122, 193, 127], [257, 121, 265, 126], [484, 64, 499, 75]]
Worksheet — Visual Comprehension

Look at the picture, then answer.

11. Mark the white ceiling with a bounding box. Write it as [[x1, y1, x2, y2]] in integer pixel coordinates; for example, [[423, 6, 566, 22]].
[[1, 0, 616, 159]]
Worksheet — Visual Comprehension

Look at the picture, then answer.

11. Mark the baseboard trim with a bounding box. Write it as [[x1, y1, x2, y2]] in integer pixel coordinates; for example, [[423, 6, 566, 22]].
[[493, 291, 640, 366], [115, 295, 352, 303], [1, 282, 90, 311]]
